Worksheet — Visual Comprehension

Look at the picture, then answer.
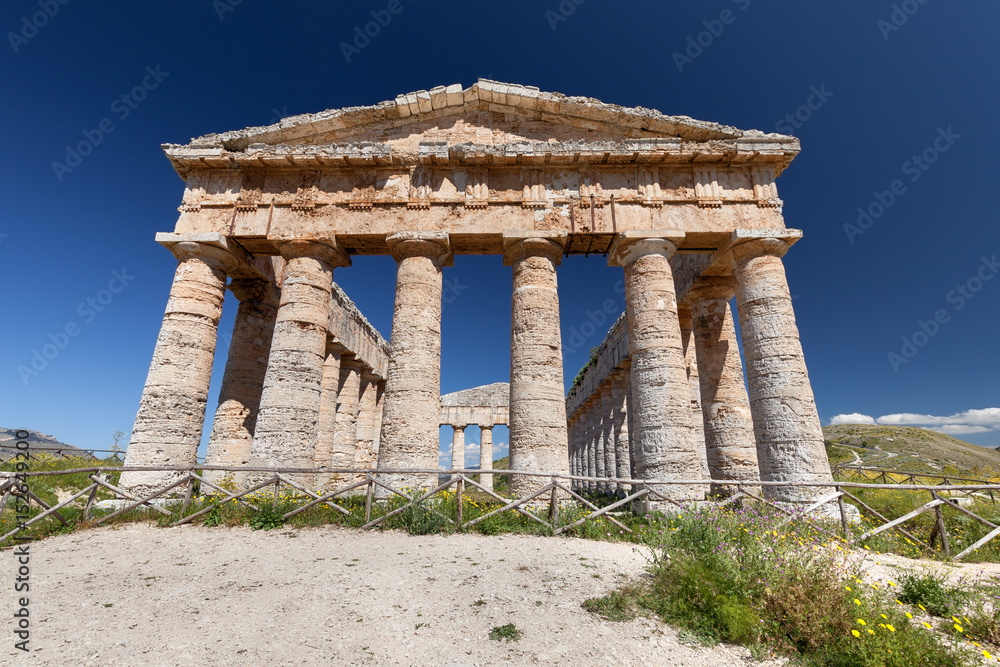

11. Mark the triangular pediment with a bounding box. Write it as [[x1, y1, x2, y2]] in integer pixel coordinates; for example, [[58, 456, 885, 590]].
[[182, 80, 783, 152]]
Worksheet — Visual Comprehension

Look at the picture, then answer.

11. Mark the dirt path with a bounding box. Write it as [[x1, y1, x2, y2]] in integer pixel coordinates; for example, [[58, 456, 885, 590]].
[[2, 524, 785, 666]]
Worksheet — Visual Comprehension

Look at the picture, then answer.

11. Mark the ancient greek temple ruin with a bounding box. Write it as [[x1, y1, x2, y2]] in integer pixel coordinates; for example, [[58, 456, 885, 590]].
[[120, 80, 832, 502]]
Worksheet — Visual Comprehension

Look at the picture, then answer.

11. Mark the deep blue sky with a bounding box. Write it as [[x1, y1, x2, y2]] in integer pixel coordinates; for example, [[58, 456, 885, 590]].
[[2, 0, 998, 461]]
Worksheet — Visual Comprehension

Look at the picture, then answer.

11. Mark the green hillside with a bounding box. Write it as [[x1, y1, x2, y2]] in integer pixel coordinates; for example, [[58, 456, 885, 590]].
[[823, 424, 1000, 478]]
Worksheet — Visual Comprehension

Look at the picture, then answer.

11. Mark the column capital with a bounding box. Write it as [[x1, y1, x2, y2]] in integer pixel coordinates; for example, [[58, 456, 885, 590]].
[[723, 228, 802, 265], [607, 230, 685, 267], [165, 241, 241, 273], [502, 230, 566, 266], [686, 276, 736, 304], [361, 368, 381, 383], [452, 423, 468, 432], [274, 237, 351, 268], [229, 277, 280, 305], [155, 232, 257, 275], [387, 231, 453, 266]]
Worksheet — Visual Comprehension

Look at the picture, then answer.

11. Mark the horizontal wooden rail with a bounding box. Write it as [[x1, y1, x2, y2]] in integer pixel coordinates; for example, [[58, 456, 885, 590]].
[[4, 466, 1000, 562]]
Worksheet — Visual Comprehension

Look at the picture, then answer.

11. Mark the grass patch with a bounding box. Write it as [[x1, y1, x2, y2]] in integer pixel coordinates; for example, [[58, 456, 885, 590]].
[[489, 623, 522, 642]]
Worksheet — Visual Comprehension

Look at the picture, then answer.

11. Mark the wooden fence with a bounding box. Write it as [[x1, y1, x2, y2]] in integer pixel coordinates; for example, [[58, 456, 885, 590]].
[[4, 464, 1000, 562], [832, 464, 998, 503]]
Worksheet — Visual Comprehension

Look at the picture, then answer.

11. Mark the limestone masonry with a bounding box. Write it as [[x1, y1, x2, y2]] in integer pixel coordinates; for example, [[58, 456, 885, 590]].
[[121, 80, 832, 501]]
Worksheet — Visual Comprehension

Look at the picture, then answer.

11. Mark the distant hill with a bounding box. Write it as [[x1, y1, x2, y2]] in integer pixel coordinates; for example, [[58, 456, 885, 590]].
[[823, 424, 1000, 478], [0, 428, 87, 461]]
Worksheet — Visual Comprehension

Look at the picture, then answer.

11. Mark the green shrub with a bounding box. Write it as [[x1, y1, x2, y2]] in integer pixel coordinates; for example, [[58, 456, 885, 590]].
[[249, 505, 285, 531], [898, 572, 970, 617]]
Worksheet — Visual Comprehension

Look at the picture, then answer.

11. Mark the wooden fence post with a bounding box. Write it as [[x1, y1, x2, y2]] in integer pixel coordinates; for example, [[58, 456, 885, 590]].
[[364, 476, 374, 524], [456, 476, 464, 528], [548, 479, 559, 529], [932, 492, 951, 558], [836, 486, 850, 540], [180, 476, 195, 516]]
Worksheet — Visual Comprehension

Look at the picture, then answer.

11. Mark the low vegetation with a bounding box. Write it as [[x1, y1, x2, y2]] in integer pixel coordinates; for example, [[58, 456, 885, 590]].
[[583, 506, 988, 666]]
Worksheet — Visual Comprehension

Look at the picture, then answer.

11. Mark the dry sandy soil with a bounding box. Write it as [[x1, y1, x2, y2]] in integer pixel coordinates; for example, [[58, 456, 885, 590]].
[[1, 523, 791, 666]]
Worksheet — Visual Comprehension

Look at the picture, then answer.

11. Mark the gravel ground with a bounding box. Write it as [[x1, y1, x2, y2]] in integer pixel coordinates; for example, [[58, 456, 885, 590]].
[[1, 523, 788, 666]]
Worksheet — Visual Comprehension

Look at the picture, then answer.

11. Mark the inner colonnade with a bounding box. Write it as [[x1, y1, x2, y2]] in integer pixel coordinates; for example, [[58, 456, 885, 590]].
[[119, 80, 833, 502]]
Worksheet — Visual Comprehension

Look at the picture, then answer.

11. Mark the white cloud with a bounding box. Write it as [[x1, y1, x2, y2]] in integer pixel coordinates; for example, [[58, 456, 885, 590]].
[[830, 408, 1000, 435], [926, 425, 992, 435], [829, 413, 876, 426]]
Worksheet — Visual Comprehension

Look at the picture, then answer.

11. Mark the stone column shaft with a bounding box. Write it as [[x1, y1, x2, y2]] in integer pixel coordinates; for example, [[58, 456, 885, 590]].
[[689, 277, 760, 493], [121, 242, 238, 496], [376, 232, 451, 493], [314, 346, 342, 491], [479, 425, 494, 491], [203, 279, 280, 490], [610, 234, 704, 500], [331, 356, 363, 487], [731, 235, 833, 501], [625, 368, 636, 480], [593, 407, 607, 491], [354, 371, 380, 486], [505, 234, 570, 496], [611, 370, 630, 495], [586, 401, 599, 493], [250, 240, 347, 488], [450, 425, 466, 478], [679, 306, 711, 482], [600, 382, 616, 494]]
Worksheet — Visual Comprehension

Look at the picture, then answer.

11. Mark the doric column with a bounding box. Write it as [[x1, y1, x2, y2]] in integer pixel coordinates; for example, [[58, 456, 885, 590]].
[[730, 231, 833, 501], [504, 232, 570, 496], [600, 381, 616, 495], [354, 370, 381, 485], [688, 277, 760, 493], [120, 240, 239, 496], [624, 363, 636, 480], [450, 424, 467, 479], [568, 415, 579, 490], [585, 399, 599, 493], [593, 402, 607, 492], [609, 232, 704, 500], [678, 305, 711, 481], [376, 232, 452, 493], [203, 278, 280, 490], [611, 369, 630, 496], [249, 239, 348, 488], [332, 355, 363, 487], [314, 343, 343, 491], [479, 425, 494, 491], [372, 380, 385, 458]]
